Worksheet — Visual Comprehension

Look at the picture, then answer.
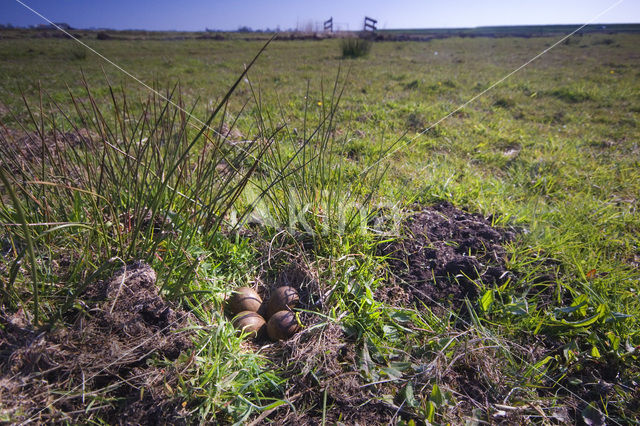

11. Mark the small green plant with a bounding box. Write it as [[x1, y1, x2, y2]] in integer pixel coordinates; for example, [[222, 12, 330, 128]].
[[341, 37, 372, 58]]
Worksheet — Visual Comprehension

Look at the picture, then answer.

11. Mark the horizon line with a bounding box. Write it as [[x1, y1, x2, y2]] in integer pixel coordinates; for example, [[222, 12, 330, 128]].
[[5, 21, 640, 32]]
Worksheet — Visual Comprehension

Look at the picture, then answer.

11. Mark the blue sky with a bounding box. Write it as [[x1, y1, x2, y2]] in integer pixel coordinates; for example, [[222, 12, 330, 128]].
[[3, 0, 639, 31]]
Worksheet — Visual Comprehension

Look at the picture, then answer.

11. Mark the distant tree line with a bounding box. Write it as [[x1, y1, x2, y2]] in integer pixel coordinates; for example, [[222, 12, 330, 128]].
[[235, 26, 281, 33], [1, 22, 73, 30]]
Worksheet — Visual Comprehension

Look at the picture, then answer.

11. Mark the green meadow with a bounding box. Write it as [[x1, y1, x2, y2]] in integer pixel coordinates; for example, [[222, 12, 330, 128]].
[[1, 30, 639, 424]]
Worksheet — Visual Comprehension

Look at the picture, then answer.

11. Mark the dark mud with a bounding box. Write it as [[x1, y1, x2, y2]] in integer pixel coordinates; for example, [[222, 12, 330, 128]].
[[0, 261, 194, 424], [379, 202, 516, 314]]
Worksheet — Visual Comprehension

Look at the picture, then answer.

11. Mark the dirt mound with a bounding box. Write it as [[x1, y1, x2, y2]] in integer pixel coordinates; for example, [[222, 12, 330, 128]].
[[380, 202, 516, 313], [0, 261, 194, 424], [0, 127, 98, 172]]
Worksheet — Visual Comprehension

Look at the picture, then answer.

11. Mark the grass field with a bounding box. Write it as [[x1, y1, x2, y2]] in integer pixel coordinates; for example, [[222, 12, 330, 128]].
[[1, 30, 639, 424]]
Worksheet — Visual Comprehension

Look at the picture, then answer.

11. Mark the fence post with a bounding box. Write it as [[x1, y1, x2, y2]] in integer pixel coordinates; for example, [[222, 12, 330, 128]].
[[363, 16, 377, 31], [324, 17, 333, 33]]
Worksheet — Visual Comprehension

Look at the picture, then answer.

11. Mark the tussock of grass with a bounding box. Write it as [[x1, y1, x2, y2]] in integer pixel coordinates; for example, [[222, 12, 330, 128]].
[[341, 37, 372, 58]]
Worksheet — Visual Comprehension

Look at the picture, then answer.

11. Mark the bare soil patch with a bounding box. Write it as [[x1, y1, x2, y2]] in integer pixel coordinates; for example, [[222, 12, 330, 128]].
[[0, 261, 194, 424], [379, 202, 516, 314]]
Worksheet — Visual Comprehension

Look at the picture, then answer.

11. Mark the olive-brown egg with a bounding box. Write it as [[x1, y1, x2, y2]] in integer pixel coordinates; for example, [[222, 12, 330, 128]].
[[227, 287, 262, 315], [266, 286, 299, 318], [267, 310, 300, 341], [233, 311, 266, 338]]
